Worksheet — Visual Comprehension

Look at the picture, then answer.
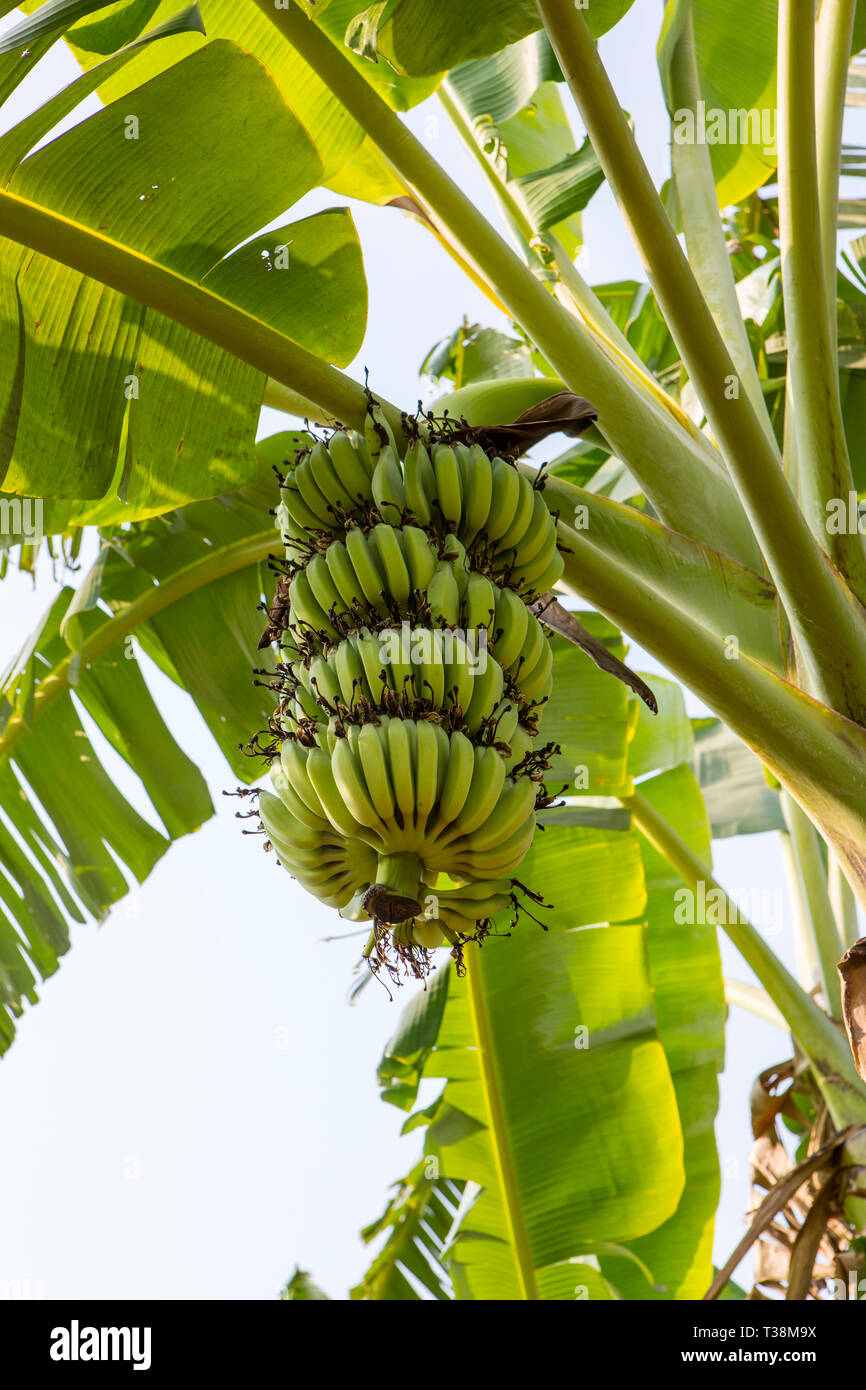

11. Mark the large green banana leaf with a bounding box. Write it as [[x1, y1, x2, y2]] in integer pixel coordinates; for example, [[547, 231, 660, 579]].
[[444, 35, 605, 256], [50, 0, 440, 215], [600, 765, 725, 1300], [355, 626, 725, 1300], [592, 677, 725, 1299], [370, 827, 682, 1300], [0, 433, 293, 1051], [658, 0, 779, 207], [0, 0, 203, 102], [22, 0, 439, 160], [369, 828, 681, 1295], [341, 0, 635, 78], [659, 1, 866, 208], [558, 639, 725, 1299], [430, 836, 683, 1301], [0, 37, 367, 520], [0, 584, 211, 1052], [0, 4, 607, 532]]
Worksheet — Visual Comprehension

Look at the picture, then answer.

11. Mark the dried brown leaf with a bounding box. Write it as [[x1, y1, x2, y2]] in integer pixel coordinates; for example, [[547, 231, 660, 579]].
[[530, 595, 658, 711], [838, 937, 866, 1078]]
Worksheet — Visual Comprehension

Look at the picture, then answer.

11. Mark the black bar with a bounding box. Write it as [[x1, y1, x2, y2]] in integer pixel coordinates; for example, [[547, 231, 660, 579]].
[[1, 1294, 862, 1375]]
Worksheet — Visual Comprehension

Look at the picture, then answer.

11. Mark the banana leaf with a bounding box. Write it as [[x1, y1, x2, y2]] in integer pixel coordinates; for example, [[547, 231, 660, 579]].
[[0, 434, 295, 1051], [343, 0, 635, 78], [351, 1157, 462, 1300], [358, 623, 726, 1299], [0, 41, 367, 520], [371, 826, 682, 1300]]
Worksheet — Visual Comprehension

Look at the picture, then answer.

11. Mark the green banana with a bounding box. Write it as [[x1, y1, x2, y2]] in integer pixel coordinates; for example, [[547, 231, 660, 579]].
[[419, 632, 446, 706], [427, 562, 461, 626], [511, 540, 564, 595], [413, 719, 440, 828], [259, 787, 325, 848], [443, 631, 475, 718], [327, 430, 374, 504], [435, 746, 507, 844], [455, 775, 536, 852], [325, 538, 365, 611], [488, 699, 520, 746], [270, 762, 331, 832], [279, 740, 328, 819], [344, 528, 386, 608], [386, 718, 416, 825], [381, 625, 414, 700], [371, 445, 406, 525], [464, 656, 504, 732], [509, 527, 562, 590], [308, 440, 354, 515], [436, 875, 513, 903], [504, 727, 533, 770], [432, 721, 451, 801], [400, 525, 438, 592], [511, 485, 556, 567], [403, 439, 436, 524], [369, 522, 411, 604], [527, 550, 565, 595], [485, 458, 522, 541], [306, 746, 377, 843], [518, 635, 554, 702], [333, 640, 366, 707], [331, 736, 388, 832], [430, 730, 476, 832], [280, 479, 326, 535], [289, 570, 335, 640], [305, 552, 344, 620], [357, 721, 397, 823], [409, 919, 447, 948], [436, 892, 512, 931], [463, 571, 497, 635], [496, 472, 537, 554], [288, 687, 319, 724], [348, 430, 375, 478], [440, 533, 469, 592], [432, 443, 463, 528], [354, 629, 389, 702], [458, 443, 494, 544], [492, 585, 530, 669], [449, 817, 537, 876], [293, 456, 334, 527], [308, 655, 343, 709], [515, 609, 545, 683]]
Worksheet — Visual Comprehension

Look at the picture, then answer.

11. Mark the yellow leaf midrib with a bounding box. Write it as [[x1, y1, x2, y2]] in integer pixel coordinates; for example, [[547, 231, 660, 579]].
[[464, 946, 540, 1300]]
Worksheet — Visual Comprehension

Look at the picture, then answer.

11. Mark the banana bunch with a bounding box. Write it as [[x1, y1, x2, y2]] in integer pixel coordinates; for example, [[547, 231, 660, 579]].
[[401, 437, 564, 595], [289, 625, 514, 735], [258, 787, 377, 909], [278, 431, 563, 598], [286, 613, 552, 722], [277, 433, 376, 540], [275, 723, 537, 879], [285, 522, 448, 637], [286, 532, 553, 706], [255, 419, 561, 976]]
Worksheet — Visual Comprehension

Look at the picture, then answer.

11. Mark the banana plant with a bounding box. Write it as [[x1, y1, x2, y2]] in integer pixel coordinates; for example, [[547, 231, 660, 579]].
[[2, 0, 866, 1299]]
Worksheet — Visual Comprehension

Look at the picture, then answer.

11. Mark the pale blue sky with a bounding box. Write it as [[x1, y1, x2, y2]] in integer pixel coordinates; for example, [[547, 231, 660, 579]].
[[0, 1, 861, 1300]]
